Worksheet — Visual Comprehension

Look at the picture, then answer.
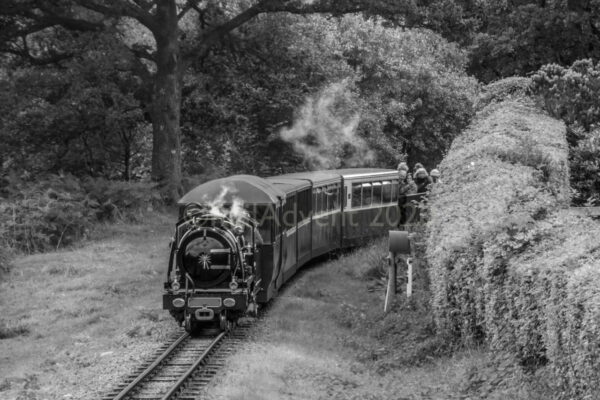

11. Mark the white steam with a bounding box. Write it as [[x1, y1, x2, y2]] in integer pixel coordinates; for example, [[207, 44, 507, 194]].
[[280, 80, 375, 170], [203, 185, 248, 225]]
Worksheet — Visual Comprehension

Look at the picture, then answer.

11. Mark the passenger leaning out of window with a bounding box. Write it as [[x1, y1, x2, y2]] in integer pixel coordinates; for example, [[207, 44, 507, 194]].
[[413, 167, 432, 194], [397, 167, 417, 226], [430, 168, 441, 184]]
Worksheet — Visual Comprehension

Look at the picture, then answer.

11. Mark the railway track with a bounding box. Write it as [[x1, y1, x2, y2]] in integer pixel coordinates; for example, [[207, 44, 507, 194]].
[[102, 322, 252, 400]]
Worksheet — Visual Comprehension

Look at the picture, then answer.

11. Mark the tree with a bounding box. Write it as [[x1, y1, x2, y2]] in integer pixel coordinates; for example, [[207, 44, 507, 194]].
[[532, 59, 600, 205], [462, 0, 600, 82], [0, 0, 466, 200], [0, 30, 150, 180]]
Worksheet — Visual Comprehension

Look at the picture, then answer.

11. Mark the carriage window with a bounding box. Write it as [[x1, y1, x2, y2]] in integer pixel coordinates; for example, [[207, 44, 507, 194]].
[[322, 187, 330, 211], [372, 182, 382, 205], [362, 183, 372, 207], [391, 180, 399, 201], [344, 186, 348, 208], [297, 188, 311, 221], [382, 181, 392, 203], [332, 185, 340, 210], [351, 183, 362, 208], [315, 188, 323, 215], [324, 185, 337, 211], [282, 196, 296, 230]]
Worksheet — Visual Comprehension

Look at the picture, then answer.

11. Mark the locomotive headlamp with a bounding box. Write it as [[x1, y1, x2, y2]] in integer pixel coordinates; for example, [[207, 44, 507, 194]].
[[172, 298, 185, 308], [229, 280, 238, 290], [171, 281, 181, 291], [223, 298, 236, 307]]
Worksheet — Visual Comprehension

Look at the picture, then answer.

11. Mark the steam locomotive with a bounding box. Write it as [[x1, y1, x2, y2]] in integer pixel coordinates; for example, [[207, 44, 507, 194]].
[[163, 168, 423, 332]]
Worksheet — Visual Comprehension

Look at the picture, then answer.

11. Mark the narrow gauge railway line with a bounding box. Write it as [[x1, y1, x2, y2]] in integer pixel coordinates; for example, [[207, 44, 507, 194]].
[[103, 323, 252, 400]]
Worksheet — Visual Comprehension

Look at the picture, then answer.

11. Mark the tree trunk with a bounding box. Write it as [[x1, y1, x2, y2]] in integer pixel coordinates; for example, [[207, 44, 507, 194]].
[[122, 133, 131, 181], [151, 0, 183, 202]]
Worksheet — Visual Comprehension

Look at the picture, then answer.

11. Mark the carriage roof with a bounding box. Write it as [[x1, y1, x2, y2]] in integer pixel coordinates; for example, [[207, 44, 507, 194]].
[[265, 177, 311, 194], [177, 175, 285, 206], [178, 169, 398, 206]]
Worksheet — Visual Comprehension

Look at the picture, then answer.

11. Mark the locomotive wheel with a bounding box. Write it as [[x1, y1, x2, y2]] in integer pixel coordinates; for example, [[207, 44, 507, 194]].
[[184, 313, 193, 333]]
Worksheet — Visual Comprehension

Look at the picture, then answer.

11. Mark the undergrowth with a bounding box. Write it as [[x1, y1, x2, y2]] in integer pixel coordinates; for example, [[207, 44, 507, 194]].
[[0, 173, 164, 261], [0, 320, 30, 340]]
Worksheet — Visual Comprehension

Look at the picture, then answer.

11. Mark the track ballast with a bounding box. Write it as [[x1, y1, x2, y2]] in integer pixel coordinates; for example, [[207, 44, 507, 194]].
[[103, 322, 252, 400]]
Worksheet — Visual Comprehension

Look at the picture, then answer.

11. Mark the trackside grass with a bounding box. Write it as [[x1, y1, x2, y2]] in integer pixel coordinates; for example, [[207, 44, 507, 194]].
[[0, 215, 179, 400], [206, 238, 544, 400]]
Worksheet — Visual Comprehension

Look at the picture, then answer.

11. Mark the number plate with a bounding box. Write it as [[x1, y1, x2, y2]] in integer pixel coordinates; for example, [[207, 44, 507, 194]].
[[187, 297, 222, 308]]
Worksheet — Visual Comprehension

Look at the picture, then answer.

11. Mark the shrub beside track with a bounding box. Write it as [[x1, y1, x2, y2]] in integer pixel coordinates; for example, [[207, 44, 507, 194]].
[[426, 81, 600, 397]]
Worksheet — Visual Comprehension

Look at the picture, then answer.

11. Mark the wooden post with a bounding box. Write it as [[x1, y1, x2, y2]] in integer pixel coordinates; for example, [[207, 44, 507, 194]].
[[406, 257, 413, 298], [384, 252, 397, 313]]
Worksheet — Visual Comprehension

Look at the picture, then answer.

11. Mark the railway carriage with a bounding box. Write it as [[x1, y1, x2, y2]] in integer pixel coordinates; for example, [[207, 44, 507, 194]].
[[163, 168, 408, 332]]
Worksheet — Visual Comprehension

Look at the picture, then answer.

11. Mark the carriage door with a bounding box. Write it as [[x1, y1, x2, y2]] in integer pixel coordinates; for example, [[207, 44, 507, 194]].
[[296, 188, 312, 267], [281, 194, 297, 282]]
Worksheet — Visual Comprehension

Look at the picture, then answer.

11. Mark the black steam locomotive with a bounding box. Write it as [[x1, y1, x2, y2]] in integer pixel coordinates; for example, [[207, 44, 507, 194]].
[[163, 168, 423, 332]]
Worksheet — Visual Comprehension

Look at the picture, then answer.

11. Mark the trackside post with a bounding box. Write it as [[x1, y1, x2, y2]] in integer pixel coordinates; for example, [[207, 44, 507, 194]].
[[385, 230, 411, 313]]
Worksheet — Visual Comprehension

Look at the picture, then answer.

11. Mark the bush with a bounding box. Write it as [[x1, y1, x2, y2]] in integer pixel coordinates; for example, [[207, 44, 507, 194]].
[[531, 60, 600, 130], [531, 60, 600, 205], [0, 246, 12, 273], [568, 126, 600, 205], [0, 174, 162, 256], [494, 212, 600, 399], [475, 77, 532, 111], [81, 177, 162, 221], [428, 84, 600, 396], [427, 95, 569, 342], [0, 174, 92, 253]]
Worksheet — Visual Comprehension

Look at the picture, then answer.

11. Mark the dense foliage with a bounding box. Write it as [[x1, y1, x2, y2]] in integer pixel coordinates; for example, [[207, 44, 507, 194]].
[[182, 15, 477, 175], [463, 1, 600, 83], [0, 32, 151, 180], [0, 4, 478, 265], [531, 60, 600, 205], [0, 174, 162, 255], [427, 93, 569, 343], [0, 12, 476, 180], [425, 91, 600, 397]]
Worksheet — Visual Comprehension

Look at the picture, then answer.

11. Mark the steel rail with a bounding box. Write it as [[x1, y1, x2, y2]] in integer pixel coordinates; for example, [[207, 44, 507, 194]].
[[111, 332, 190, 400], [160, 331, 227, 400]]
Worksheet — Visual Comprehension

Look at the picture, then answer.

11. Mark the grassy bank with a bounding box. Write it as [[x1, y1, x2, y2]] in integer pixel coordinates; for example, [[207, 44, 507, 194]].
[[0, 214, 179, 400]]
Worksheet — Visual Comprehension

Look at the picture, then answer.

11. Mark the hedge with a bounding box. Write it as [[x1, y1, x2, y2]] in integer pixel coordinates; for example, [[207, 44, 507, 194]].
[[427, 91, 570, 341], [497, 211, 600, 398], [425, 81, 600, 396]]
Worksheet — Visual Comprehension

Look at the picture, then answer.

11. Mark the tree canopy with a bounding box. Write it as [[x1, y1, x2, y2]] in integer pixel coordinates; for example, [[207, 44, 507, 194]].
[[0, 1, 474, 190]]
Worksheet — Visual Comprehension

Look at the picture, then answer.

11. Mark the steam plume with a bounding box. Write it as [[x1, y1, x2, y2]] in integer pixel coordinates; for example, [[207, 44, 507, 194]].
[[203, 185, 248, 225], [280, 80, 375, 170]]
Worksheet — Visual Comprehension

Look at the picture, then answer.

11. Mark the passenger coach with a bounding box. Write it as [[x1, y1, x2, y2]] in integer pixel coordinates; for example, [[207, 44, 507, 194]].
[[163, 168, 402, 331]]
